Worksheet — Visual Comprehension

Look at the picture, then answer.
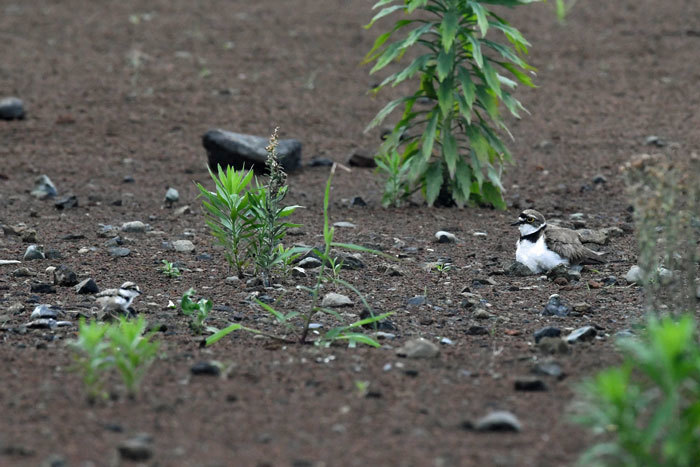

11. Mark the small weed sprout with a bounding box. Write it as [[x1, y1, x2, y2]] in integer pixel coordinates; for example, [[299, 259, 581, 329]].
[[180, 288, 215, 335], [206, 164, 393, 348], [161, 260, 181, 278], [68, 316, 160, 400]]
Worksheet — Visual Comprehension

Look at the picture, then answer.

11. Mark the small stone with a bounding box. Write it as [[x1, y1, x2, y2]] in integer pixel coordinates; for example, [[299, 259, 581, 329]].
[[406, 295, 427, 306], [614, 329, 636, 339], [190, 361, 221, 376], [225, 276, 240, 284], [173, 240, 195, 253], [21, 229, 37, 243], [123, 175, 135, 183], [118, 434, 153, 462], [164, 187, 179, 205], [588, 280, 604, 289], [347, 149, 376, 168], [174, 205, 191, 216], [440, 337, 454, 345], [514, 376, 547, 391], [23, 244, 45, 261], [350, 196, 367, 207], [657, 267, 673, 286], [572, 302, 592, 313], [104, 236, 122, 247], [298, 257, 322, 269], [0, 259, 22, 266], [566, 326, 597, 343], [537, 337, 570, 355], [108, 247, 131, 257], [645, 135, 667, 147], [333, 221, 356, 229], [54, 195, 78, 210], [435, 231, 457, 243], [308, 157, 333, 167], [12, 267, 34, 277], [396, 338, 440, 359], [53, 265, 78, 286], [547, 263, 580, 282], [75, 278, 99, 294], [45, 249, 61, 259], [475, 411, 522, 432], [532, 361, 564, 379], [625, 265, 644, 285], [534, 327, 561, 343], [592, 174, 607, 184], [473, 308, 493, 320], [602, 276, 617, 286], [321, 293, 353, 308], [30, 175, 57, 199], [98, 224, 118, 237], [542, 294, 570, 317], [31, 282, 56, 294], [0, 97, 25, 120], [120, 221, 148, 233], [507, 261, 536, 276], [30, 305, 58, 319], [466, 325, 489, 336], [291, 266, 306, 278]]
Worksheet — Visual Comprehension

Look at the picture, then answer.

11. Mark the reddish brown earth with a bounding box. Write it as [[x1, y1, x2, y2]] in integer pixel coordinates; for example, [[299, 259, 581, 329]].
[[1, 0, 699, 465]]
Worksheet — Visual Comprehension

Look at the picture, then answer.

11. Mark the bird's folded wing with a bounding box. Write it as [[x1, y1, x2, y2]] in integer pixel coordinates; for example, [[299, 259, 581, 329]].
[[544, 226, 589, 264]]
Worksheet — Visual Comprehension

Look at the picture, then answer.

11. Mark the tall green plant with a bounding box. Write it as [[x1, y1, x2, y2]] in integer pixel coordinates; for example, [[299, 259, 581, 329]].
[[364, 0, 539, 208]]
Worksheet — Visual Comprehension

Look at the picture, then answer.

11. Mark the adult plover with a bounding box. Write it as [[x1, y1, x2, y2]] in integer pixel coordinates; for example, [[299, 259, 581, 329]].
[[512, 209, 604, 273]]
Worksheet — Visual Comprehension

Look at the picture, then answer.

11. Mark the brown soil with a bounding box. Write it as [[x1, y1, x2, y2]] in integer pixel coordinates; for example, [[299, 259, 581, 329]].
[[1, 0, 699, 465]]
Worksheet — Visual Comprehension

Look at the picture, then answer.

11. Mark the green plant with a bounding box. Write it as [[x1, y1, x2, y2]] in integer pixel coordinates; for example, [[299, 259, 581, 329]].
[[206, 165, 392, 348], [67, 318, 112, 401], [180, 288, 216, 334], [161, 260, 181, 278], [107, 316, 160, 397], [196, 163, 255, 277], [364, 0, 539, 208], [68, 316, 160, 400], [554, 0, 577, 22], [246, 127, 303, 286], [573, 314, 700, 466]]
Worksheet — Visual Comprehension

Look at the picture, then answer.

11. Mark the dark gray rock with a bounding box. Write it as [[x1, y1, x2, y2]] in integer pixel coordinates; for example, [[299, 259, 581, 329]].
[[108, 247, 131, 257], [117, 433, 153, 462], [75, 278, 99, 294], [534, 326, 562, 343], [120, 221, 148, 233], [347, 149, 376, 168], [45, 249, 62, 259], [25, 318, 72, 329], [31, 175, 57, 199], [435, 231, 457, 243], [164, 187, 179, 205], [514, 376, 547, 391], [31, 282, 55, 294], [30, 305, 58, 319], [542, 294, 570, 317], [532, 361, 564, 379], [546, 264, 581, 282], [466, 325, 489, 336], [350, 196, 367, 207], [507, 261, 536, 276], [566, 326, 597, 343], [53, 265, 78, 286], [54, 195, 78, 210], [191, 361, 221, 376], [0, 97, 25, 120], [407, 295, 427, 306], [592, 174, 607, 184], [203, 129, 302, 173], [308, 157, 333, 167]]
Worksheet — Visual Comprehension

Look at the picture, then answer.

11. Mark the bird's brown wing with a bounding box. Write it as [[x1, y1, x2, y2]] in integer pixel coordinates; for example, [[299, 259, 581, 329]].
[[544, 226, 603, 264]]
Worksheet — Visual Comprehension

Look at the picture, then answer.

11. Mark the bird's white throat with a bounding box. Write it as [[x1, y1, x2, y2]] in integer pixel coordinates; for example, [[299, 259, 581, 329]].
[[518, 223, 544, 237]]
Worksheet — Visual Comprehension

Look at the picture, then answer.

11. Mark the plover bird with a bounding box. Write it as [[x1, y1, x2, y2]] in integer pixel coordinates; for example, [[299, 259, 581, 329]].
[[512, 209, 604, 273], [96, 281, 141, 320]]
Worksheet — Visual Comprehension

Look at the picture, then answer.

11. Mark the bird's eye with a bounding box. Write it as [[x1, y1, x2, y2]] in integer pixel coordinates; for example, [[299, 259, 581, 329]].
[[527, 218, 534, 223]]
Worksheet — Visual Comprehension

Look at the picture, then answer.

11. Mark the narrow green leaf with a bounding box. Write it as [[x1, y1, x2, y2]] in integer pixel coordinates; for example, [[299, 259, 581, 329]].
[[481, 60, 502, 98], [437, 76, 454, 117], [205, 324, 242, 346], [475, 85, 500, 122], [468, 1, 490, 36], [499, 62, 535, 87], [437, 47, 454, 82], [421, 111, 439, 161], [365, 97, 406, 132], [424, 162, 443, 206], [467, 35, 483, 68], [442, 128, 458, 178], [440, 11, 459, 51], [482, 181, 506, 210], [370, 41, 403, 74], [467, 124, 489, 163], [392, 54, 431, 86], [487, 165, 504, 192], [365, 4, 405, 29], [337, 333, 381, 348], [454, 158, 473, 205]]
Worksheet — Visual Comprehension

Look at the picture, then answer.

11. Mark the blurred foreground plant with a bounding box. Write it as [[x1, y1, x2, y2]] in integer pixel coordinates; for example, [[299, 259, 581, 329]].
[[364, 0, 540, 207]]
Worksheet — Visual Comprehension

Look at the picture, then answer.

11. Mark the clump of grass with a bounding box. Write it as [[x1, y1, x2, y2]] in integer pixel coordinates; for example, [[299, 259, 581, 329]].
[[161, 260, 181, 278], [622, 152, 700, 312]]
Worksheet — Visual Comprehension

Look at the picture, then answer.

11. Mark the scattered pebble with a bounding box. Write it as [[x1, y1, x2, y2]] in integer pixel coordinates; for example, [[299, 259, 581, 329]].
[[298, 257, 322, 269], [54, 195, 78, 210], [396, 338, 440, 359], [474, 411, 522, 432], [120, 221, 148, 233], [546, 264, 580, 282], [75, 278, 100, 294], [407, 295, 427, 306], [117, 433, 153, 462], [514, 376, 547, 392], [53, 265, 78, 286], [30, 305, 58, 319], [31, 282, 56, 294], [333, 221, 356, 229], [473, 308, 493, 320], [108, 247, 131, 257], [542, 294, 570, 317], [30, 175, 57, 199], [23, 245, 45, 261], [190, 361, 222, 376], [507, 261, 535, 277], [537, 337, 570, 355], [625, 265, 643, 285], [0, 96, 25, 120], [173, 240, 195, 253], [321, 293, 353, 308], [566, 326, 597, 344], [592, 174, 607, 184], [532, 361, 564, 379], [534, 327, 561, 343], [291, 266, 306, 278], [435, 231, 457, 243], [164, 187, 179, 205], [577, 229, 608, 245]]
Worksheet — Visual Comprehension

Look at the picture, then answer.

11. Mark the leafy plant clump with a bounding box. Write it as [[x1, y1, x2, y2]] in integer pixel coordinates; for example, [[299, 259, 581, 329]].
[[206, 165, 392, 348], [161, 260, 181, 278], [68, 316, 160, 400], [573, 314, 700, 467], [180, 288, 215, 335], [196, 128, 301, 284], [364, 0, 540, 208]]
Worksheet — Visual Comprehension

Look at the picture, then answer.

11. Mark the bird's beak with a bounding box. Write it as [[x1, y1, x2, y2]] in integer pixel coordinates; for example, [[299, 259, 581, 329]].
[[510, 218, 524, 226]]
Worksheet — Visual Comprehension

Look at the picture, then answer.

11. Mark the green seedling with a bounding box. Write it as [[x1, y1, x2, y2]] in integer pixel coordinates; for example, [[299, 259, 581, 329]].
[[161, 260, 181, 278], [365, 0, 539, 208], [67, 318, 112, 401], [180, 288, 216, 335], [107, 316, 160, 397]]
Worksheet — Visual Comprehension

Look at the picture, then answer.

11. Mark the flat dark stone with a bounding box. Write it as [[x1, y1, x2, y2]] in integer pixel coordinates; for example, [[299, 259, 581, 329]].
[[203, 129, 302, 173], [191, 361, 221, 376], [30, 282, 56, 294], [534, 326, 562, 343], [0, 97, 25, 120]]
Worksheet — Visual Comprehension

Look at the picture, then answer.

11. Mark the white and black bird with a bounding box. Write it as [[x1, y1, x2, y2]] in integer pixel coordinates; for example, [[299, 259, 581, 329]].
[[96, 281, 141, 320], [512, 209, 605, 273]]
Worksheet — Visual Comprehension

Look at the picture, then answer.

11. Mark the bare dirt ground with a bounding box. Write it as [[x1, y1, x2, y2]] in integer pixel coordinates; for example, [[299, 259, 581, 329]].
[[1, 0, 699, 465]]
